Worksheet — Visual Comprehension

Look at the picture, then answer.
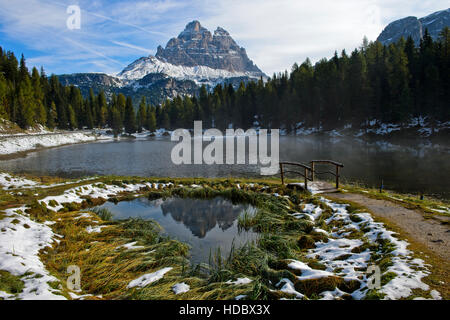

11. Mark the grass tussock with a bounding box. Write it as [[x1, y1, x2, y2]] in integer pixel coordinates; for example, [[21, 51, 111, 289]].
[[1, 174, 446, 299]]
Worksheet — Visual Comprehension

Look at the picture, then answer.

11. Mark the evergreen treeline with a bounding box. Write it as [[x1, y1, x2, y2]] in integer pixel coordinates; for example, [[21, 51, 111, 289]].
[[158, 28, 449, 132], [1, 28, 449, 134], [0, 47, 156, 135]]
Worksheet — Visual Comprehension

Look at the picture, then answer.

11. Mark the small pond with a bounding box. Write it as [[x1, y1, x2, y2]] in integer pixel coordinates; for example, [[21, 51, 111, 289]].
[[96, 196, 258, 264]]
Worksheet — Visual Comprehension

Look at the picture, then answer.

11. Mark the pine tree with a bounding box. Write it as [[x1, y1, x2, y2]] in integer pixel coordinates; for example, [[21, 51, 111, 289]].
[[111, 106, 122, 137], [124, 96, 136, 134], [0, 74, 8, 119], [146, 106, 156, 132], [137, 97, 147, 132], [47, 101, 57, 129], [97, 91, 107, 127], [67, 104, 77, 129]]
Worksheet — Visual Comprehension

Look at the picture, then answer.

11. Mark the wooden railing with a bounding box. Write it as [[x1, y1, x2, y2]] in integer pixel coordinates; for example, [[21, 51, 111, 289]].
[[279, 160, 344, 189], [310, 160, 344, 188], [279, 161, 312, 189]]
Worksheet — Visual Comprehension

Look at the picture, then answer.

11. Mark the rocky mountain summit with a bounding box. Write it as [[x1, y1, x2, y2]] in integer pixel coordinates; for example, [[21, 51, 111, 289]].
[[60, 21, 265, 105], [377, 8, 450, 45], [155, 20, 263, 74]]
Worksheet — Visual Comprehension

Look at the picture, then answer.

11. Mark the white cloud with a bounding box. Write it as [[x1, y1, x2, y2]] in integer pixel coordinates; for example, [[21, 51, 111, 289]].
[[0, 0, 447, 75]]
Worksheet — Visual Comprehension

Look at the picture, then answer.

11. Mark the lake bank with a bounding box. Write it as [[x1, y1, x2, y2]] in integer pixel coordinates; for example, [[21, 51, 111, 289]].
[[0, 173, 447, 300], [1, 134, 449, 199]]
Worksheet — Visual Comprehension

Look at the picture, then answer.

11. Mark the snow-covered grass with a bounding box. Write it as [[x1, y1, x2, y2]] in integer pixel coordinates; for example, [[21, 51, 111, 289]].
[[127, 267, 173, 289], [0, 172, 100, 191], [0, 172, 38, 189], [0, 207, 65, 299], [226, 277, 253, 285], [0, 173, 445, 300], [299, 198, 435, 300], [38, 181, 173, 212], [172, 282, 190, 294], [116, 241, 145, 251]]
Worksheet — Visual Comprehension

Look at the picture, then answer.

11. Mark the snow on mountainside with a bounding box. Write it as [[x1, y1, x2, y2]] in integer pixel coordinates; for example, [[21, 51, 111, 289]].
[[117, 55, 263, 86], [59, 20, 265, 104], [117, 20, 266, 86]]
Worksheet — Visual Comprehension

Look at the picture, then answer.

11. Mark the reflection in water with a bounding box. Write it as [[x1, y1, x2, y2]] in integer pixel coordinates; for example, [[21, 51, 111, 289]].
[[0, 136, 449, 198], [97, 197, 257, 264], [161, 197, 246, 238]]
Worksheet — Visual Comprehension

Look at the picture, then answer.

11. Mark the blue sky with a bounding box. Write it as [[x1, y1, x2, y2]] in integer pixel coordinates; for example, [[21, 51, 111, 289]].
[[0, 0, 446, 76]]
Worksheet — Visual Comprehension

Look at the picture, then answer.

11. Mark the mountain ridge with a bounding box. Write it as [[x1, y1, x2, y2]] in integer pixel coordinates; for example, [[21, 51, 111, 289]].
[[59, 20, 266, 105], [377, 8, 450, 45]]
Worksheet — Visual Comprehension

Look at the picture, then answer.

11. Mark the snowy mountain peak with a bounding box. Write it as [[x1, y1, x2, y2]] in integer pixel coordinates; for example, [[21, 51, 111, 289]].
[[117, 20, 266, 86], [61, 21, 267, 106], [154, 20, 265, 75], [214, 27, 230, 37]]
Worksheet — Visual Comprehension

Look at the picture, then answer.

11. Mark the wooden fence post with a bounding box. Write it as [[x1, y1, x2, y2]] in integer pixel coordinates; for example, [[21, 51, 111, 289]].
[[280, 163, 284, 186], [311, 161, 315, 181], [304, 167, 308, 190], [335, 165, 340, 189]]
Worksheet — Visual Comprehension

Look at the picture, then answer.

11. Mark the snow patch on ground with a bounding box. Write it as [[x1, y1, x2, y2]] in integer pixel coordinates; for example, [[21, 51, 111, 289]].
[[226, 277, 253, 285], [288, 260, 335, 280], [277, 278, 304, 299], [0, 131, 112, 155], [38, 182, 171, 212], [172, 282, 190, 294], [0, 173, 38, 189], [117, 241, 145, 251], [127, 267, 173, 288], [0, 209, 65, 299], [305, 198, 435, 300]]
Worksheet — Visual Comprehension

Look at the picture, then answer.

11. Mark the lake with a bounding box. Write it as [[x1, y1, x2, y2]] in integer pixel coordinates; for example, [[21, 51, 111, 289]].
[[0, 135, 449, 199], [96, 196, 258, 264]]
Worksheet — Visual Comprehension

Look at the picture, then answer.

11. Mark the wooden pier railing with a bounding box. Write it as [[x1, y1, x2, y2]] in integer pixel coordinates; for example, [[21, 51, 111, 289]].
[[279, 160, 344, 189]]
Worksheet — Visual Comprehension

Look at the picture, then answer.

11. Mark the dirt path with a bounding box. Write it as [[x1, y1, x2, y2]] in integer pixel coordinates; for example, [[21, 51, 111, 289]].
[[323, 192, 450, 261]]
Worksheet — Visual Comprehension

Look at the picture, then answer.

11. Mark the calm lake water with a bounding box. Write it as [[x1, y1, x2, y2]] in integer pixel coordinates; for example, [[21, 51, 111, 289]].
[[0, 136, 449, 199], [96, 196, 257, 264]]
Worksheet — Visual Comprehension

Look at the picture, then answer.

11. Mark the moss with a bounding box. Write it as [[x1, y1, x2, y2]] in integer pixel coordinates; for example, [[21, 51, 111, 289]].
[[349, 214, 363, 223], [364, 289, 386, 300], [0, 270, 24, 294], [381, 272, 397, 286], [294, 276, 344, 297], [297, 235, 316, 249], [48, 199, 59, 207], [333, 254, 353, 261]]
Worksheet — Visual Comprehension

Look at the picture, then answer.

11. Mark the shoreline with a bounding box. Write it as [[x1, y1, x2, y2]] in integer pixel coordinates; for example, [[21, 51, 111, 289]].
[[0, 130, 113, 159], [0, 173, 447, 300]]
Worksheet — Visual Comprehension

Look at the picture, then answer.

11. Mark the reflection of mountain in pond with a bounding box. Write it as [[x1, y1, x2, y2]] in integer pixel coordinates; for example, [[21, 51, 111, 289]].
[[160, 197, 246, 238]]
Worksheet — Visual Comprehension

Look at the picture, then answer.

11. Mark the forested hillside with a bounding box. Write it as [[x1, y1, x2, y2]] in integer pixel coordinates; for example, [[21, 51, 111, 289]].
[[1, 27, 449, 135], [0, 47, 156, 135], [160, 28, 449, 132]]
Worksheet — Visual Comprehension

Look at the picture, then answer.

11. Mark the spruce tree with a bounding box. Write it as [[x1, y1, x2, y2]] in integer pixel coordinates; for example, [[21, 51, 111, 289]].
[[137, 97, 147, 132], [124, 96, 136, 134]]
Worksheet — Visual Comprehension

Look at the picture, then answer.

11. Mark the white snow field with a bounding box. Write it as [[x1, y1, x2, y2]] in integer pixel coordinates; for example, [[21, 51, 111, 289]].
[[0, 131, 112, 156]]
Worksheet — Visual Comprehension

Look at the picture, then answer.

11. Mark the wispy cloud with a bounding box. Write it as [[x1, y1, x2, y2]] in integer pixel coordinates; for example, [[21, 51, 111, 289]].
[[111, 41, 154, 54], [0, 0, 446, 75]]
